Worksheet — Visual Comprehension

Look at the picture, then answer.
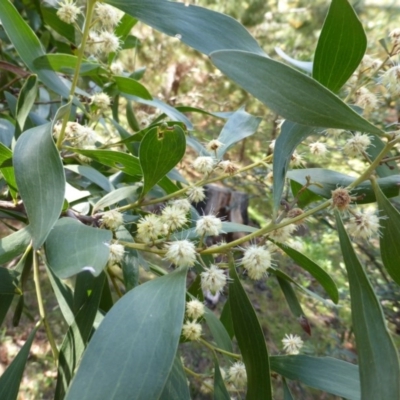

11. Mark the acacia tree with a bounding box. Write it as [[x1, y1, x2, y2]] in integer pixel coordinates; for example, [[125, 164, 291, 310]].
[[0, 0, 399, 398]]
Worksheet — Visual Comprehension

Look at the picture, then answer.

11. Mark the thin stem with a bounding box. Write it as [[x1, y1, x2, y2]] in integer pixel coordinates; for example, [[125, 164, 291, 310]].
[[116, 155, 272, 212], [33, 249, 59, 362], [184, 366, 204, 379], [119, 240, 166, 255], [56, 0, 97, 149], [201, 200, 331, 254], [107, 268, 123, 298], [199, 338, 242, 359]]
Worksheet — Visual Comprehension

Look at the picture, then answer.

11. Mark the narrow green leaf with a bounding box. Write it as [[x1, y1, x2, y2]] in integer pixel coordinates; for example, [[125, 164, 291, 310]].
[[68, 148, 142, 176], [216, 108, 261, 158], [220, 300, 234, 339], [93, 186, 138, 212], [273, 121, 314, 212], [274, 242, 339, 303], [0, 1, 73, 100], [276, 275, 311, 335], [105, 0, 264, 56], [288, 168, 400, 204], [214, 356, 230, 400], [0, 142, 18, 198], [46, 264, 75, 326], [0, 295, 14, 327], [33, 54, 105, 75], [229, 262, 272, 399], [66, 267, 188, 400], [139, 125, 186, 196], [0, 227, 31, 265], [204, 308, 233, 355], [335, 211, 400, 400], [16, 74, 38, 135], [270, 355, 360, 400], [369, 135, 399, 177], [0, 119, 14, 147], [0, 326, 38, 400], [282, 378, 294, 400], [0, 268, 20, 295], [159, 356, 191, 400], [371, 179, 400, 285], [114, 76, 152, 100], [45, 218, 112, 279], [313, 0, 366, 92], [210, 50, 382, 135], [55, 273, 106, 400], [14, 123, 65, 249]]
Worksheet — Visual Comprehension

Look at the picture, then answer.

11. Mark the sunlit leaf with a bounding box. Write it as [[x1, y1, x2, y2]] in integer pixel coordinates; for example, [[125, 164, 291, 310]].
[[105, 0, 264, 56], [275, 47, 313, 73], [15, 74, 37, 136], [93, 186, 138, 212], [210, 50, 382, 135], [114, 76, 152, 100], [313, 0, 366, 92], [66, 267, 187, 400], [335, 211, 400, 399], [14, 123, 65, 249]]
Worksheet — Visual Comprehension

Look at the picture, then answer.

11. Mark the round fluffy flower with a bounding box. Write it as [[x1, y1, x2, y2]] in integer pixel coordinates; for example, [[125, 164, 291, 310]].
[[193, 156, 215, 174], [91, 92, 111, 110], [196, 215, 222, 237], [201, 264, 227, 294], [170, 199, 191, 213], [269, 219, 297, 243], [218, 160, 238, 175], [95, 3, 120, 28], [162, 205, 188, 231], [76, 126, 97, 146], [182, 320, 202, 341], [102, 210, 124, 230], [228, 361, 247, 388], [110, 61, 124, 75], [347, 209, 381, 239], [343, 133, 371, 156], [99, 31, 120, 54], [290, 151, 304, 167], [206, 139, 224, 152], [381, 66, 400, 94], [165, 240, 197, 267], [355, 87, 378, 112], [242, 245, 271, 280], [185, 299, 205, 320], [309, 141, 327, 157], [107, 242, 125, 265], [282, 334, 303, 355], [136, 214, 164, 241], [85, 31, 101, 55], [57, 0, 81, 24], [187, 186, 206, 203], [389, 28, 400, 46], [331, 188, 352, 211]]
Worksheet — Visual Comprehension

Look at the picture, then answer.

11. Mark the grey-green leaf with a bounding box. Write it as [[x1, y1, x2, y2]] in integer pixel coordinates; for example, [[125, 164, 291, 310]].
[[372, 178, 400, 285], [104, 0, 264, 56], [270, 355, 360, 400], [159, 356, 191, 400], [0, 227, 31, 265], [16, 74, 38, 135], [273, 121, 314, 213], [213, 356, 230, 400], [139, 125, 186, 196], [93, 186, 138, 212], [45, 218, 112, 279], [288, 168, 400, 204], [65, 267, 187, 400], [0, 326, 38, 400], [229, 262, 272, 399], [204, 308, 233, 355], [14, 123, 65, 249], [335, 211, 400, 400], [114, 76, 152, 100], [210, 50, 382, 135], [313, 0, 366, 92]]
